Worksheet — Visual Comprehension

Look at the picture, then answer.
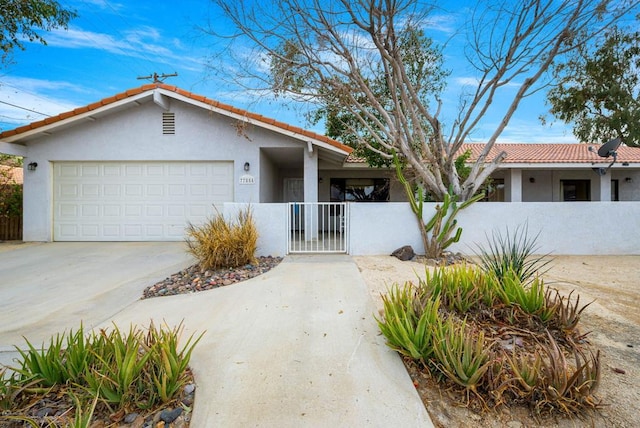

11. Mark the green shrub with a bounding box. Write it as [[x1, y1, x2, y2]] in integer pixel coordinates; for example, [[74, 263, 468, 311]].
[[186, 206, 258, 270]]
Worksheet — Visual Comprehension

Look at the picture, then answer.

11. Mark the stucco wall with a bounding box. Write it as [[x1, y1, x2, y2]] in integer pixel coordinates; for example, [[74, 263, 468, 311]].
[[229, 201, 640, 257], [349, 201, 640, 256], [21, 99, 308, 241]]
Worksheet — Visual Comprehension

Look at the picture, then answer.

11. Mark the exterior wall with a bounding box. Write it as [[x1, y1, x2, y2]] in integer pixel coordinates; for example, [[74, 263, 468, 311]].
[[494, 168, 640, 202], [232, 201, 640, 257], [21, 100, 308, 241], [224, 203, 288, 257], [259, 150, 278, 203], [613, 170, 640, 201], [348, 202, 640, 256]]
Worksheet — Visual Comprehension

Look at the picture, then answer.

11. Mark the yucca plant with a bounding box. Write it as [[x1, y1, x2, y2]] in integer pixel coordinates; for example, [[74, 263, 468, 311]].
[[186, 206, 258, 270], [432, 317, 493, 393], [376, 283, 440, 362], [476, 224, 552, 284]]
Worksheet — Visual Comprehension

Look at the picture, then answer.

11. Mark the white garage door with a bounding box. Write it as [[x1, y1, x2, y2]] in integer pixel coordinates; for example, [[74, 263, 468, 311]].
[[53, 161, 234, 241]]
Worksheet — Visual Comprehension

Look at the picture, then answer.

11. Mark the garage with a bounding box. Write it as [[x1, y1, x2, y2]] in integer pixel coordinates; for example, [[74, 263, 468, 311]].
[[53, 161, 234, 241]]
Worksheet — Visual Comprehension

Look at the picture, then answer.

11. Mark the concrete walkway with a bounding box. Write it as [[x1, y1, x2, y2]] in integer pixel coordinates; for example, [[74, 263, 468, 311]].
[[0, 242, 193, 362], [0, 245, 432, 427]]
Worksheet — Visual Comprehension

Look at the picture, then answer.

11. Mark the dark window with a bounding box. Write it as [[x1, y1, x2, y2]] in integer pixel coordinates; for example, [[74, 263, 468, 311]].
[[561, 179, 590, 201], [330, 178, 390, 202], [612, 179, 619, 201]]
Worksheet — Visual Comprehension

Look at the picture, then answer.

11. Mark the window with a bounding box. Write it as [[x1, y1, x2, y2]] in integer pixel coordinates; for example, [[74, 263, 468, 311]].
[[561, 179, 590, 201], [482, 178, 505, 202], [330, 178, 390, 202], [612, 179, 619, 201]]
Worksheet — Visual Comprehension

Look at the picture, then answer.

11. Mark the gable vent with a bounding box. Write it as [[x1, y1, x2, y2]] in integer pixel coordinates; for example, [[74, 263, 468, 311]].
[[162, 112, 175, 135]]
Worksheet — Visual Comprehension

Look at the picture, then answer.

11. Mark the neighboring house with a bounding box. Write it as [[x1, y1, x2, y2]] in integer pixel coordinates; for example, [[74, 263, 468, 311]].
[[0, 164, 23, 186], [1, 83, 639, 245], [463, 143, 640, 203]]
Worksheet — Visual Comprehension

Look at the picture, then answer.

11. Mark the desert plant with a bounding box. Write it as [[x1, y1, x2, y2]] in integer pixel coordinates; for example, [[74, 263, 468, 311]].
[[476, 224, 551, 284], [504, 350, 543, 397], [186, 206, 258, 270], [432, 317, 493, 394], [376, 283, 440, 362], [419, 264, 489, 313], [84, 328, 145, 406], [537, 331, 601, 414], [14, 333, 67, 387], [549, 289, 593, 332], [496, 270, 549, 317], [394, 153, 484, 258], [145, 321, 204, 403]]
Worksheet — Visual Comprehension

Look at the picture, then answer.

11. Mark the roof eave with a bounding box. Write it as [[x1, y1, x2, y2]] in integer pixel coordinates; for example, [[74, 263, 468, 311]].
[[0, 92, 152, 143]]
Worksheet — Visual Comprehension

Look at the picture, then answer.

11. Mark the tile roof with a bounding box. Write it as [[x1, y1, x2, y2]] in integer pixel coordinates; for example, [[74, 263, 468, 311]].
[[462, 143, 640, 164], [345, 143, 640, 165], [0, 83, 352, 154]]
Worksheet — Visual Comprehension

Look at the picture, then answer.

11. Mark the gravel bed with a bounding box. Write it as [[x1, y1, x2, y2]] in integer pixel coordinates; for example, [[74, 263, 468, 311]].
[[143, 256, 283, 299]]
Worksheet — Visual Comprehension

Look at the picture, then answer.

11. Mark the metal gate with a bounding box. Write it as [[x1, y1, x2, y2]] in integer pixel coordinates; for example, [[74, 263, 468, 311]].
[[287, 202, 349, 253]]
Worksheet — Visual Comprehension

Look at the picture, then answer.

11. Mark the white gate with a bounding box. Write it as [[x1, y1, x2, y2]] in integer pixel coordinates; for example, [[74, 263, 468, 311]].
[[287, 202, 349, 253]]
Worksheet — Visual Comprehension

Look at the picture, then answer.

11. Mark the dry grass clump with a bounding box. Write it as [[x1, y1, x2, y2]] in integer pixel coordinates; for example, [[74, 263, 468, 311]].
[[185, 207, 258, 270]]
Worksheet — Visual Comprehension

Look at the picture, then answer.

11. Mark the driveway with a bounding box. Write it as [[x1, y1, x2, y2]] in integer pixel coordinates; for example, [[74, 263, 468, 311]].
[[0, 242, 193, 364], [0, 244, 432, 427]]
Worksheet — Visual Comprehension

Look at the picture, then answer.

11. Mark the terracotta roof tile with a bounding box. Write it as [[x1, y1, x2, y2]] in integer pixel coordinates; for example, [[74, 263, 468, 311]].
[[0, 83, 352, 154], [462, 143, 640, 164]]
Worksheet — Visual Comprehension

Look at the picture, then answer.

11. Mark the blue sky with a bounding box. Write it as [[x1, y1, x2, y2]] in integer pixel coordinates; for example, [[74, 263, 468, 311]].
[[0, 0, 579, 143]]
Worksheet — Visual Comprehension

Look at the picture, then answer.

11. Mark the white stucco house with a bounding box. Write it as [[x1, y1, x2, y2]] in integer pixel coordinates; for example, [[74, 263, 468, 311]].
[[1, 83, 639, 255]]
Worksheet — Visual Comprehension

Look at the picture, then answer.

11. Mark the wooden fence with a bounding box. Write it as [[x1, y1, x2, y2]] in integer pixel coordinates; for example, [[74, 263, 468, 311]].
[[0, 216, 22, 241]]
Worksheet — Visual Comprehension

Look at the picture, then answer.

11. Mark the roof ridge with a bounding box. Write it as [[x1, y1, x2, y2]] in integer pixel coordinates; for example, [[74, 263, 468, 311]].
[[0, 83, 352, 154]]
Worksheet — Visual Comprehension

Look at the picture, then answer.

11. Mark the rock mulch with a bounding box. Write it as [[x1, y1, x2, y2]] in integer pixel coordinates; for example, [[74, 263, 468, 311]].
[[142, 256, 283, 299]]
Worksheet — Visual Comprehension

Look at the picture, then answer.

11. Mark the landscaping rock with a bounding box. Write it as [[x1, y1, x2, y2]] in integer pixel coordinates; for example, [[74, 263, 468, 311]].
[[391, 245, 415, 261], [143, 256, 282, 299], [160, 407, 183, 424]]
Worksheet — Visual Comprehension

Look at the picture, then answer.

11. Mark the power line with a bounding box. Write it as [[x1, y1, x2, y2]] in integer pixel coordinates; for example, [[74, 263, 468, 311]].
[[0, 100, 50, 117]]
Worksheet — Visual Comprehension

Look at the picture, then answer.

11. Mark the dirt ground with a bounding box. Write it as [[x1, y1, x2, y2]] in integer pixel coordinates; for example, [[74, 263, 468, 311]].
[[353, 255, 640, 428]]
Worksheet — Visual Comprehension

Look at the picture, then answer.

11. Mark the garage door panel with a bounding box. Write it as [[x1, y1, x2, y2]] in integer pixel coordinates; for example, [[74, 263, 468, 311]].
[[53, 161, 234, 241]]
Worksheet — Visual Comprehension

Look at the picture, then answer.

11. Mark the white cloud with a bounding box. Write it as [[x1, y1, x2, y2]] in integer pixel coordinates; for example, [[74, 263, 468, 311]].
[[42, 26, 205, 69], [0, 79, 81, 128]]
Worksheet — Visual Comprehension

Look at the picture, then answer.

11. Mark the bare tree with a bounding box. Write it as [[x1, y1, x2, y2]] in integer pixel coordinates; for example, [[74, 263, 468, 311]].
[[208, 0, 637, 201]]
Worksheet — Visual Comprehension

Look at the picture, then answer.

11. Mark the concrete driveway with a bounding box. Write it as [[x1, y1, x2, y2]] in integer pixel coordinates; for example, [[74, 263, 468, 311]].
[[0, 242, 193, 364], [0, 244, 432, 426]]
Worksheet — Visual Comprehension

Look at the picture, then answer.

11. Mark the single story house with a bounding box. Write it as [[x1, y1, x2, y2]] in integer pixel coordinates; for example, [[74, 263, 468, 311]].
[[1, 83, 639, 248]]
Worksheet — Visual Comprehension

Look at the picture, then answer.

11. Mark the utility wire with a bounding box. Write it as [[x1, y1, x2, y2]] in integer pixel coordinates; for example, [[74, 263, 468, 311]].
[[0, 100, 50, 117]]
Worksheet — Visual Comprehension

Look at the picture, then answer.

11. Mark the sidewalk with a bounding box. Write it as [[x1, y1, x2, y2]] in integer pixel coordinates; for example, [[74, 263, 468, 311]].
[[105, 255, 433, 427]]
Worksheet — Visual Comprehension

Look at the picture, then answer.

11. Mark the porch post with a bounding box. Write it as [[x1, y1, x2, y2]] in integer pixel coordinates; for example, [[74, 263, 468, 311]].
[[303, 149, 319, 240], [506, 169, 522, 202], [597, 173, 612, 201]]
